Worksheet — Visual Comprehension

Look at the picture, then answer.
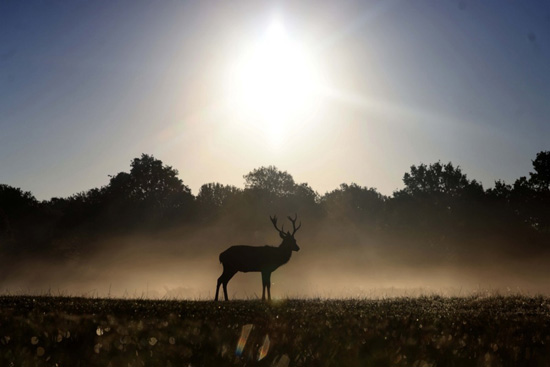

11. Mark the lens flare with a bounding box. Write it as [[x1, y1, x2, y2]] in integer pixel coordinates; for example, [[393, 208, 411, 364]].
[[258, 334, 270, 360], [235, 324, 253, 357]]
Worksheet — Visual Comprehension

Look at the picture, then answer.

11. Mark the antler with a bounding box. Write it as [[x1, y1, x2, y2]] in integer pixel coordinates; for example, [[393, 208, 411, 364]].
[[270, 215, 286, 236], [287, 213, 302, 235]]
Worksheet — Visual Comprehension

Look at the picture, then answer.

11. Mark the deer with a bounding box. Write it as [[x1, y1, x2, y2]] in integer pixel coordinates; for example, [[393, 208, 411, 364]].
[[215, 214, 301, 301]]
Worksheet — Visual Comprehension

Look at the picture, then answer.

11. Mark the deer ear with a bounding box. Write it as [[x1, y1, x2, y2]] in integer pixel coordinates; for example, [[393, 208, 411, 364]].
[[279, 232, 286, 239]]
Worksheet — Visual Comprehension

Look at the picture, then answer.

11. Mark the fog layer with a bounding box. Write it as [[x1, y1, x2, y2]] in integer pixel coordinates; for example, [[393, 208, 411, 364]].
[[2, 219, 549, 299]]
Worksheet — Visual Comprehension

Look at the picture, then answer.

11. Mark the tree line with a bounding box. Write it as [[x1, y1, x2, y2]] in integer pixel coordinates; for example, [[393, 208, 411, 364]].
[[1, 151, 549, 261]]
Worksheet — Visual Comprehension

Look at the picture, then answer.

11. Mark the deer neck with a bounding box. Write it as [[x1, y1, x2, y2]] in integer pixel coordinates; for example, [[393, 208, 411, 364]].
[[278, 243, 293, 262]]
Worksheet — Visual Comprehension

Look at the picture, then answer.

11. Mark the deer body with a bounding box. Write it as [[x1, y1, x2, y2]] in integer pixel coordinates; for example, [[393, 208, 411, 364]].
[[219, 245, 292, 272], [215, 215, 301, 301]]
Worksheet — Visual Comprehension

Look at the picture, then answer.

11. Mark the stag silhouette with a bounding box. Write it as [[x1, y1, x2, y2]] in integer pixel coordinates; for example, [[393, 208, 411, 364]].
[[215, 214, 301, 301]]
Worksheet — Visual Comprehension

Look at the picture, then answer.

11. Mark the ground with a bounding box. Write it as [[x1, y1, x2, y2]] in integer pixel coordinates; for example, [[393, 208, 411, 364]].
[[0, 295, 549, 366]]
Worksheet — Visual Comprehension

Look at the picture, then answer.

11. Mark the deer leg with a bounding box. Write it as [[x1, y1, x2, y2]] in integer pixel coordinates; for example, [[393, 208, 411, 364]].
[[221, 268, 237, 301], [215, 276, 222, 301], [266, 272, 272, 301], [261, 271, 270, 301], [216, 267, 236, 301]]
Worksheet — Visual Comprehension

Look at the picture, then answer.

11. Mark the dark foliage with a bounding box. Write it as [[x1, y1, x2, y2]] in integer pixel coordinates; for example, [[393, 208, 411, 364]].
[[0, 151, 549, 261], [321, 183, 386, 230]]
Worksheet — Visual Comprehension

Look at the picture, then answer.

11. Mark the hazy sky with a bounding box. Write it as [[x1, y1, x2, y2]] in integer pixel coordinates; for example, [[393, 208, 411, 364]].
[[1, 0, 549, 200]]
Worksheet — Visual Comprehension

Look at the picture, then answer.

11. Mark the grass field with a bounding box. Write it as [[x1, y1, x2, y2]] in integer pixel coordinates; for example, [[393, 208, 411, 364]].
[[0, 295, 549, 366]]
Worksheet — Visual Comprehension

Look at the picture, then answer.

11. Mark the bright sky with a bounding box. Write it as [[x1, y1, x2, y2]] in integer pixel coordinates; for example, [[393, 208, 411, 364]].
[[1, 0, 549, 200]]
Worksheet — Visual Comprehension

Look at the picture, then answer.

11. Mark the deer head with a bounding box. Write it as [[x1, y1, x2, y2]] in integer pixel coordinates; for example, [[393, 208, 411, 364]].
[[270, 214, 301, 251]]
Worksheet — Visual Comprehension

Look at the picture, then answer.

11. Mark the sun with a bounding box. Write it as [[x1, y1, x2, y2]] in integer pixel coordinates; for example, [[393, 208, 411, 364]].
[[226, 17, 323, 144]]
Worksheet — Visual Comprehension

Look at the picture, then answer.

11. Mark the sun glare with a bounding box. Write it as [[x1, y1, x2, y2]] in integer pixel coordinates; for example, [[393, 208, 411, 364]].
[[227, 18, 323, 145]]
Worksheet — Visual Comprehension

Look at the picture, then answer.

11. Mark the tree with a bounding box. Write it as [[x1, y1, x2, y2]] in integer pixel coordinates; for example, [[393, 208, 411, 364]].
[[240, 166, 320, 225], [510, 151, 550, 232], [486, 180, 512, 201], [105, 154, 192, 207], [0, 184, 38, 246], [197, 183, 242, 220], [400, 161, 483, 198], [127, 154, 191, 206], [0, 184, 38, 215], [529, 151, 550, 191], [0, 184, 56, 255], [390, 162, 485, 246], [0, 185, 36, 274], [45, 188, 105, 231], [293, 183, 319, 205], [197, 183, 241, 209], [102, 154, 194, 228], [322, 183, 385, 226], [243, 166, 296, 197]]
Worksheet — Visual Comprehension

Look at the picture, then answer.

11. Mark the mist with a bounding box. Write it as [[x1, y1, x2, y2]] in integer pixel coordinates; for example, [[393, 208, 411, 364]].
[[2, 216, 549, 299]]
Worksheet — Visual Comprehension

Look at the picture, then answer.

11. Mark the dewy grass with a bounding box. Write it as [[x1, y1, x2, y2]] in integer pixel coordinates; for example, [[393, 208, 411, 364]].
[[0, 295, 549, 366]]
